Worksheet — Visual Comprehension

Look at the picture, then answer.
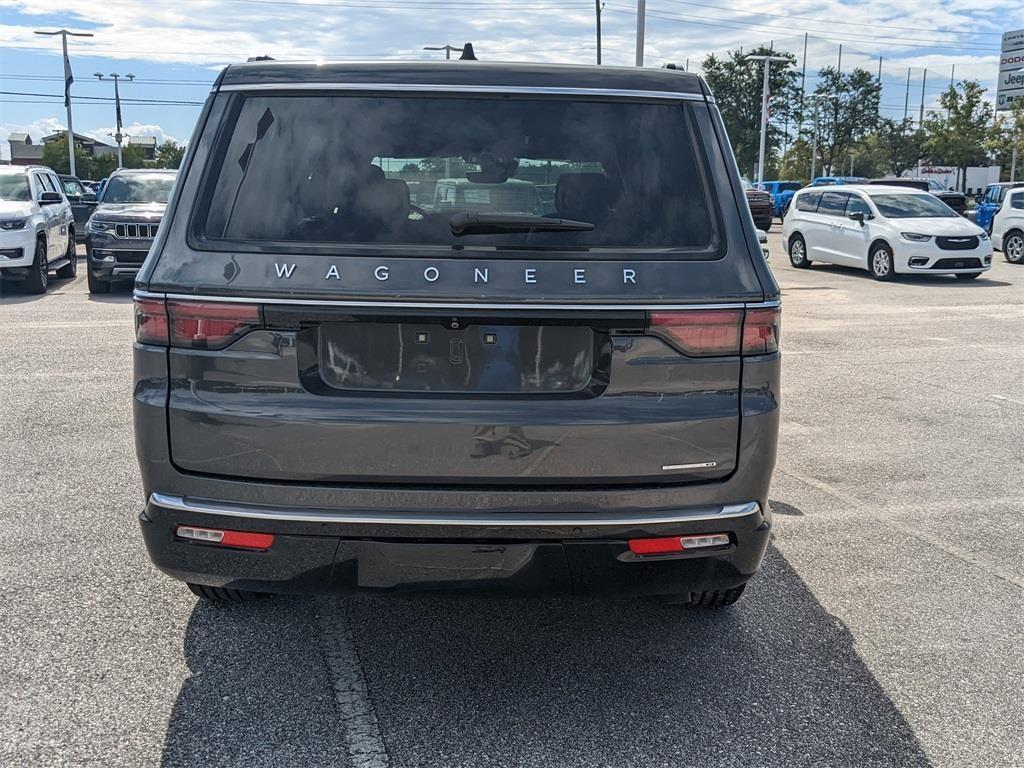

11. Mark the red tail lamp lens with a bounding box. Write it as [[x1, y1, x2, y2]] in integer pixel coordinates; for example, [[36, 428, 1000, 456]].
[[134, 298, 169, 345], [176, 525, 275, 551], [742, 307, 781, 355], [167, 301, 261, 349], [649, 309, 743, 356]]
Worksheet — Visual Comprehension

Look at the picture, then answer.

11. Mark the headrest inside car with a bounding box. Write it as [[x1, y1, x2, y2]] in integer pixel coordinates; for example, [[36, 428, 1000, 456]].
[[555, 172, 615, 223]]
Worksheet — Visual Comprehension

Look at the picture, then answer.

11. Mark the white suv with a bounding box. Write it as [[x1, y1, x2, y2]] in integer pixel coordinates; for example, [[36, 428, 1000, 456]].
[[0, 165, 77, 294], [991, 188, 1024, 265], [782, 184, 991, 281]]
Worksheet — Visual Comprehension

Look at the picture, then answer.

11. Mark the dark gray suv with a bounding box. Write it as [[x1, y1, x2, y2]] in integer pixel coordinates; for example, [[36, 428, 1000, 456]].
[[86, 169, 176, 293], [133, 61, 781, 606]]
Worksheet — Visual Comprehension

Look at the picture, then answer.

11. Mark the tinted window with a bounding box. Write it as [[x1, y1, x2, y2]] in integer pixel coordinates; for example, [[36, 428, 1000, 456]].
[[35, 173, 56, 194], [870, 193, 957, 218], [102, 173, 176, 204], [0, 174, 31, 201], [197, 95, 717, 252], [1012, 193, 1024, 210], [61, 178, 85, 197], [817, 191, 849, 216], [845, 195, 871, 216], [795, 191, 821, 212]]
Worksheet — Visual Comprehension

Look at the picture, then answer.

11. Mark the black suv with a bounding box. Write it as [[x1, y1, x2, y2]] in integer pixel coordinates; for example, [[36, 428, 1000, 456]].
[[85, 169, 177, 293], [133, 61, 781, 606]]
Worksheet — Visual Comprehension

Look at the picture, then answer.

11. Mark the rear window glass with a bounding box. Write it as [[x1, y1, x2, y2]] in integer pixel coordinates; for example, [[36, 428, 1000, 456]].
[[795, 191, 821, 212], [196, 94, 718, 253]]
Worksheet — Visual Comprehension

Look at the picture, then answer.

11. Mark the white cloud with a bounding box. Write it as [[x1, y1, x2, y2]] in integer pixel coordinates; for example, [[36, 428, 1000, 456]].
[[0, 116, 66, 160], [81, 122, 179, 147]]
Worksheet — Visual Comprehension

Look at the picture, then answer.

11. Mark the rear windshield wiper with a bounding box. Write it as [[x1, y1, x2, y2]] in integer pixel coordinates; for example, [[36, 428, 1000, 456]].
[[449, 212, 594, 236]]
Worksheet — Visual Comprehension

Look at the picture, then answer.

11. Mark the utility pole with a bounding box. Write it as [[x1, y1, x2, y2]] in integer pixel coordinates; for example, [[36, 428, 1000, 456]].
[[919, 68, 927, 125], [797, 32, 808, 139], [837, 44, 842, 73], [635, 0, 646, 67], [808, 94, 838, 181], [95, 73, 134, 167], [423, 44, 462, 60], [595, 1, 603, 65], [877, 56, 883, 117], [33, 28, 93, 177], [948, 65, 955, 119], [748, 54, 791, 186], [903, 67, 911, 122]]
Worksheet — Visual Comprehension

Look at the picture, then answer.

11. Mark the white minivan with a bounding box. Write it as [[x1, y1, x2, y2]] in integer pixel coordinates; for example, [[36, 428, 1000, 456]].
[[991, 187, 1024, 265], [782, 184, 992, 281]]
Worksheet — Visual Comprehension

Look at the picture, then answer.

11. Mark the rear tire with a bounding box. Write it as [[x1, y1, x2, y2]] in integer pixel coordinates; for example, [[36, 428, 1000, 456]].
[[1003, 230, 1024, 264], [187, 583, 267, 602], [788, 234, 811, 268], [659, 583, 746, 607], [869, 242, 895, 281], [56, 234, 77, 278], [955, 272, 981, 280], [23, 238, 48, 294], [87, 269, 110, 294]]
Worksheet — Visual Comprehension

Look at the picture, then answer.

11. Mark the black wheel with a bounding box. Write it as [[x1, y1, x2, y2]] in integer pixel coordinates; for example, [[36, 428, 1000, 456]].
[[23, 238, 48, 294], [87, 269, 110, 294], [954, 272, 981, 280], [56, 233, 77, 278], [788, 234, 811, 268], [760, 219, 772, 232], [659, 583, 747, 607], [187, 583, 267, 602], [1003, 230, 1024, 264], [869, 242, 895, 281]]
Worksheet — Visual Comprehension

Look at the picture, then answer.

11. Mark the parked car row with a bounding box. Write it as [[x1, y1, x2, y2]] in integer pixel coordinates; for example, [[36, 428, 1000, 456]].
[[0, 164, 177, 294]]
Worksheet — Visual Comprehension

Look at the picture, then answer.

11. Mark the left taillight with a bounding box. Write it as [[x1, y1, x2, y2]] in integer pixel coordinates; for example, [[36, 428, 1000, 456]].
[[134, 297, 169, 346], [134, 298, 261, 349]]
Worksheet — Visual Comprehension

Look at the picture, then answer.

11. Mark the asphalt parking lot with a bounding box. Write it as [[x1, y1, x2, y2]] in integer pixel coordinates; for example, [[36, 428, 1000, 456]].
[[2, 234, 1023, 768]]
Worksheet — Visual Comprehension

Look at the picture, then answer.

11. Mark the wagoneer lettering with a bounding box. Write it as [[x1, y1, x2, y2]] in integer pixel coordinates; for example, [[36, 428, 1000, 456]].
[[133, 60, 780, 607]]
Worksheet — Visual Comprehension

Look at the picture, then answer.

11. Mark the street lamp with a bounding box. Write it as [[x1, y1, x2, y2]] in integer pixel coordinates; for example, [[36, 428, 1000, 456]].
[[423, 44, 462, 60], [95, 72, 134, 167], [807, 94, 839, 181], [746, 54, 791, 187], [34, 28, 94, 177]]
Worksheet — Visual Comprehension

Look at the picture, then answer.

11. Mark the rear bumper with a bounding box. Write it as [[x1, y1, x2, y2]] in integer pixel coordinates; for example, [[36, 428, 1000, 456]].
[[140, 494, 770, 597]]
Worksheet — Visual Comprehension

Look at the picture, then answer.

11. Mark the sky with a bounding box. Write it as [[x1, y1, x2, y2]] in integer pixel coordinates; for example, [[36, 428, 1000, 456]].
[[1, 0, 1022, 161]]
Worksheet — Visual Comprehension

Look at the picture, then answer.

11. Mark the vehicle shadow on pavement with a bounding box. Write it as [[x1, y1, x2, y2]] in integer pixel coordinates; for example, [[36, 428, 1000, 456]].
[[799, 263, 1012, 287], [161, 546, 931, 768], [160, 596, 352, 768]]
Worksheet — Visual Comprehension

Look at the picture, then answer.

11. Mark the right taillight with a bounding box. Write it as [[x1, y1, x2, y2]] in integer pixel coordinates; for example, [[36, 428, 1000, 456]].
[[647, 306, 779, 357], [742, 306, 780, 355], [133, 298, 261, 349]]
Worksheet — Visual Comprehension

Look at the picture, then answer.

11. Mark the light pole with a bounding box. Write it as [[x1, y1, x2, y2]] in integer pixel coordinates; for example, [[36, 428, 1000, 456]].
[[807, 94, 838, 181], [95, 72, 134, 167], [34, 28, 94, 177], [635, 0, 646, 67], [595, 0, 604, 65], [423, 44, 462, 60], [747, 54, 790, 186]]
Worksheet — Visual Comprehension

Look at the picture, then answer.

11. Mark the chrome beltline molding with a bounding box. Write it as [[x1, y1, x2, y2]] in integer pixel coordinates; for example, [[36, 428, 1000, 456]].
[[134, 289, 779, 311], [217, 82, 707, 102], [150, 492, 760, 527]]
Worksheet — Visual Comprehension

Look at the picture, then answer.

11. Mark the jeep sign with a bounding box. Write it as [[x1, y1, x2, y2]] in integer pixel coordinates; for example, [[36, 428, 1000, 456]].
[[997, 28, 1024, 111]]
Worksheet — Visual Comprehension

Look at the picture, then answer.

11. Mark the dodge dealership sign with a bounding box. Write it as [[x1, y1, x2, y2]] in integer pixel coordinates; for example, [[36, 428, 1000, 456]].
[[997, 28, 1024, 111]]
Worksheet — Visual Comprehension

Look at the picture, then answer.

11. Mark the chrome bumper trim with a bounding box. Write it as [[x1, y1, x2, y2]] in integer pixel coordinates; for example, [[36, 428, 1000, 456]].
[[149, 492, 761, 527]]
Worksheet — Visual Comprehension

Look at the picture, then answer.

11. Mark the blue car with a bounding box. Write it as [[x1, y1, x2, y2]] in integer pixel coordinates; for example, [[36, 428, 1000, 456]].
[[810, 176, 866, 186], [975, 182, 1024, 232], [759, 180, 802, 217]]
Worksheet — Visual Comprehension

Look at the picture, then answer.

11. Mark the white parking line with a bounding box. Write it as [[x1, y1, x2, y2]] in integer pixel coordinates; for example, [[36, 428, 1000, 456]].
[[315, 597, 390, 768]]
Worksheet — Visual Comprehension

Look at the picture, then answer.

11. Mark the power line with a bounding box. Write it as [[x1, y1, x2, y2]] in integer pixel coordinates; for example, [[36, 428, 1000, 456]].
[[0, 90, 204, 105]]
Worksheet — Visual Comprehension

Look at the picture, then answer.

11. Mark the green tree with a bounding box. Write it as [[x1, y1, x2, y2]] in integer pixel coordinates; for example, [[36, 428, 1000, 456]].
[[807, 67, 881, 175], [40, 137, 117, 179], [778, 138, 811, 182], [923, 80, 993, 192], [121, 143, 149, 169], [700, 46, 801, 178], [862, 117, 928, 177], [154, 141, 186, 169], [985, 98, 1024, 181]]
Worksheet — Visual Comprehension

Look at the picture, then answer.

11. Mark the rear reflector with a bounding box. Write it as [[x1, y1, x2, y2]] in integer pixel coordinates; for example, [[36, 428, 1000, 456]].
[[176, 525, 275, 550], [648, 306, 780, 357], [628, 533, 730, 555]]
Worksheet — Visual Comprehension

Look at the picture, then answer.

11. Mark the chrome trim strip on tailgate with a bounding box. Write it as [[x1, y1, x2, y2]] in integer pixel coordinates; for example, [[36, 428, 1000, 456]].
[[217, 83, 705, 102], [134, 289, 779, 312], [149, 492, 760, 527]]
